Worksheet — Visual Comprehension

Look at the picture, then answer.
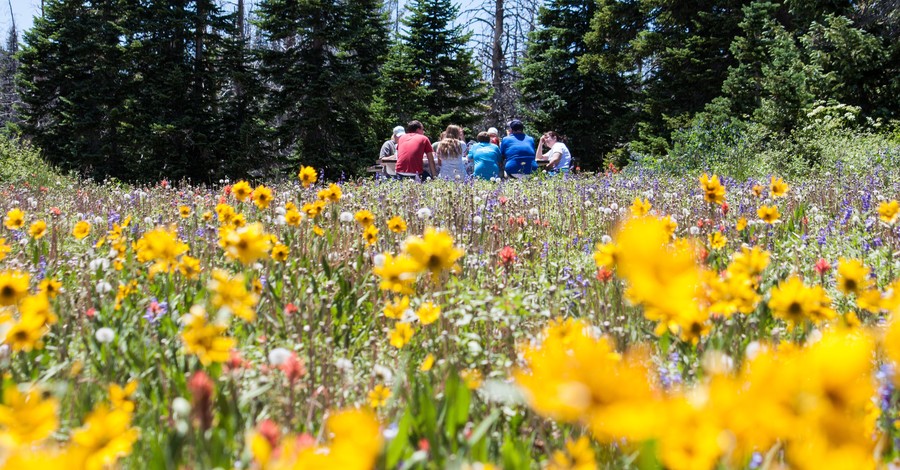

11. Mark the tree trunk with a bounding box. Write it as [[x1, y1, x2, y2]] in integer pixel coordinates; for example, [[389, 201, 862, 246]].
[[490, 0, 503, 122]]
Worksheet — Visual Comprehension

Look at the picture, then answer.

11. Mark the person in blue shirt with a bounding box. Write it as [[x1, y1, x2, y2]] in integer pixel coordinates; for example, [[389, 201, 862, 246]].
[[468, 132, 502, 180], [500, 119, 537, 176]]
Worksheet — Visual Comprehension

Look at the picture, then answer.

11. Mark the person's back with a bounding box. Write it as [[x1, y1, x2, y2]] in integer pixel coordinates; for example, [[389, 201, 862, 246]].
[[396, 122, 435, 177], [469, 132, 501, 180], [500, 120, 536, 175], [436, 125, 467, 180]]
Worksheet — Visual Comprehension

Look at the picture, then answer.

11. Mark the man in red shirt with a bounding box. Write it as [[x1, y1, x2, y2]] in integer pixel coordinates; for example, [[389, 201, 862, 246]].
[[396, 120, 437, 179]]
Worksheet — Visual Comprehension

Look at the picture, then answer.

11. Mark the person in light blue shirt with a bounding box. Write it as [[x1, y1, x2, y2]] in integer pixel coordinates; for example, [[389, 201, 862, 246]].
[[500, 119, 537, 176], [537, 131, 572, 174], [468, 132, 501, 180]]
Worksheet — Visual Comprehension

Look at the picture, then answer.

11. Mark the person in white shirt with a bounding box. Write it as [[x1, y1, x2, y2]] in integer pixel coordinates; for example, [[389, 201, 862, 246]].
[[537, 131, 572, 174]]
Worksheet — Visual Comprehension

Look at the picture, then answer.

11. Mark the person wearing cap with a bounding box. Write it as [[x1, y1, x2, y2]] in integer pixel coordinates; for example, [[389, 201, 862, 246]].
[[396, 120, 437, 180], [380, 125, 405, 159], [500, 119, 537, 177], [487, 127, 501, 146]]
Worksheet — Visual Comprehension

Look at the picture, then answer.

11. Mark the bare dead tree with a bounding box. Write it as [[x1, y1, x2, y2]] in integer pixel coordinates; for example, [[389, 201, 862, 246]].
[[462, 0, 536, 128]]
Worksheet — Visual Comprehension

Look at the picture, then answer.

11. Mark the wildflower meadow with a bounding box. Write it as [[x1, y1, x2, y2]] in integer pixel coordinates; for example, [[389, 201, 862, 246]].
[[3, 161, 900, 469]]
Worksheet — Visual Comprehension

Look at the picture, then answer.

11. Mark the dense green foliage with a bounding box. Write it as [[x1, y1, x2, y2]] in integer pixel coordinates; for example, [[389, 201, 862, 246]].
[[10, 0, 900, 179], [373, 0, 488, 140], [521, 0, 900, 169]]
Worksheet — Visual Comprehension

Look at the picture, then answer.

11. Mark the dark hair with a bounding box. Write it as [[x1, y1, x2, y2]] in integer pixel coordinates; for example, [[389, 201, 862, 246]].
[[508, 119, 524, 132], [406, 120, 423, 133], [544, 131, 567, 143], [476, 131, 490, 143]]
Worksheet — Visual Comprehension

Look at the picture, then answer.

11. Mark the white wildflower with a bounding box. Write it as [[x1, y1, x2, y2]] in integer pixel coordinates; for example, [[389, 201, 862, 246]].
[[268, 347, 292, 366], [95, 327, 115, 343]]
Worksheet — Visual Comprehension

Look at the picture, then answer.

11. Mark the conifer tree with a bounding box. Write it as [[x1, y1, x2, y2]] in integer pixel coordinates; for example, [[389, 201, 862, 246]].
[[257, 0, 389, 177], [375, 0, 487, 139], [0, 22, 19, 128], [518, 0, 630, 168], [18, 0, 132, 179]]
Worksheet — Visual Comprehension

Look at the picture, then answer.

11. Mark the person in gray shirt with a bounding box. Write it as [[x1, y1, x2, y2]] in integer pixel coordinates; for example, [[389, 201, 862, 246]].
[[380, 125, 405, 158]]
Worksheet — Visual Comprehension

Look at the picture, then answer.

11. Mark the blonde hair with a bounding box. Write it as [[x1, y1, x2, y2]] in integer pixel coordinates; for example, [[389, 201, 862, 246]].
[[437, 125, 465, 157]]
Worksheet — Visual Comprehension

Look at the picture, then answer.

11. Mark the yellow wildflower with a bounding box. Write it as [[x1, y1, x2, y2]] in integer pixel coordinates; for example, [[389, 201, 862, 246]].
[[253, 185, 274, 209], [836, 258, 871, 296], [208, 269, 259, 322], [367, 384, 391, 409], [298, 166, 317, 187], [28, 220, 47, 240], [178, 206, 192, 218], [72, 220, 91, 239], [402, 228, 463, 275], [420, 353, 435, 371], [0, 387, 59, 445], [700, 173, 726, 205], [878, 200, 899, 225], [769, 176, 789, 198], [373, 253, 422, 294], [387, 216, 407, 233], [383, 296, 409, 320], [389, 322, 414, 349], [355, 210, 375, 227], [109, 380, 138, 413], [708, 231, 726, 249], [71, 405, 140, 470], [415, 301, 440, 325], [271, 244, 289, 262], [757, 205, 780, 224], [181, 307, 235, 364], [0, 270, 30, 306], [629, 197, 651, 216], [38, 279, 62, 298], [222, 222, 272, 265], [4, 209, 25, 230], [232, 180, 252, 201], [363, 225, 379, 245]]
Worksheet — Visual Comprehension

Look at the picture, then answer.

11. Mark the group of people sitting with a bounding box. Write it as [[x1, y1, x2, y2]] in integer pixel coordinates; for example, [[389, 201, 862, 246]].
[[378, 119, 572, 181]]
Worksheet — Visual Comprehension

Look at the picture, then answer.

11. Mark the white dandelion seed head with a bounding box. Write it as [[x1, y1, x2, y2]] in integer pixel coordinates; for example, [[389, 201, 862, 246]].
[[473, 215, 483, 225], [373, 254, 386, 267], [95, 327, 115, 343], [335, 358, 353, 372], [689, 226, 700, 236], [268, 347, 292, 366], [373, 364, 393, 384], [745, 341, 762, 360], [89, 258, 110, 272], [610, 203, 618, 211], [416, 207, 432, 219], [172, 397, 191, 417], [601, 235, 613, 244], [95, 281, 112, 294], [339, 212, 354, 223], [529, 208, 539, 216]]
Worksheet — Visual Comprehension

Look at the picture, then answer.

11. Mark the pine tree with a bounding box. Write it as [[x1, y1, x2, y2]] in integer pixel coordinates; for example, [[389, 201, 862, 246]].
[[0, 26, 19, 129], [629, 0, 750, 152], [18, 0, 132, 179], [375, 0, 487, 139], [123, 0, 235, 181], [518, 0, 632, 169], [257, 0, 390, 177]]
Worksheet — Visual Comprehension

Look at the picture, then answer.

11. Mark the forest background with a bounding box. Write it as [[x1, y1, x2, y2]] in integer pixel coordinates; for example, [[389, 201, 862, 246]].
[[0, 0, 897, 182]]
